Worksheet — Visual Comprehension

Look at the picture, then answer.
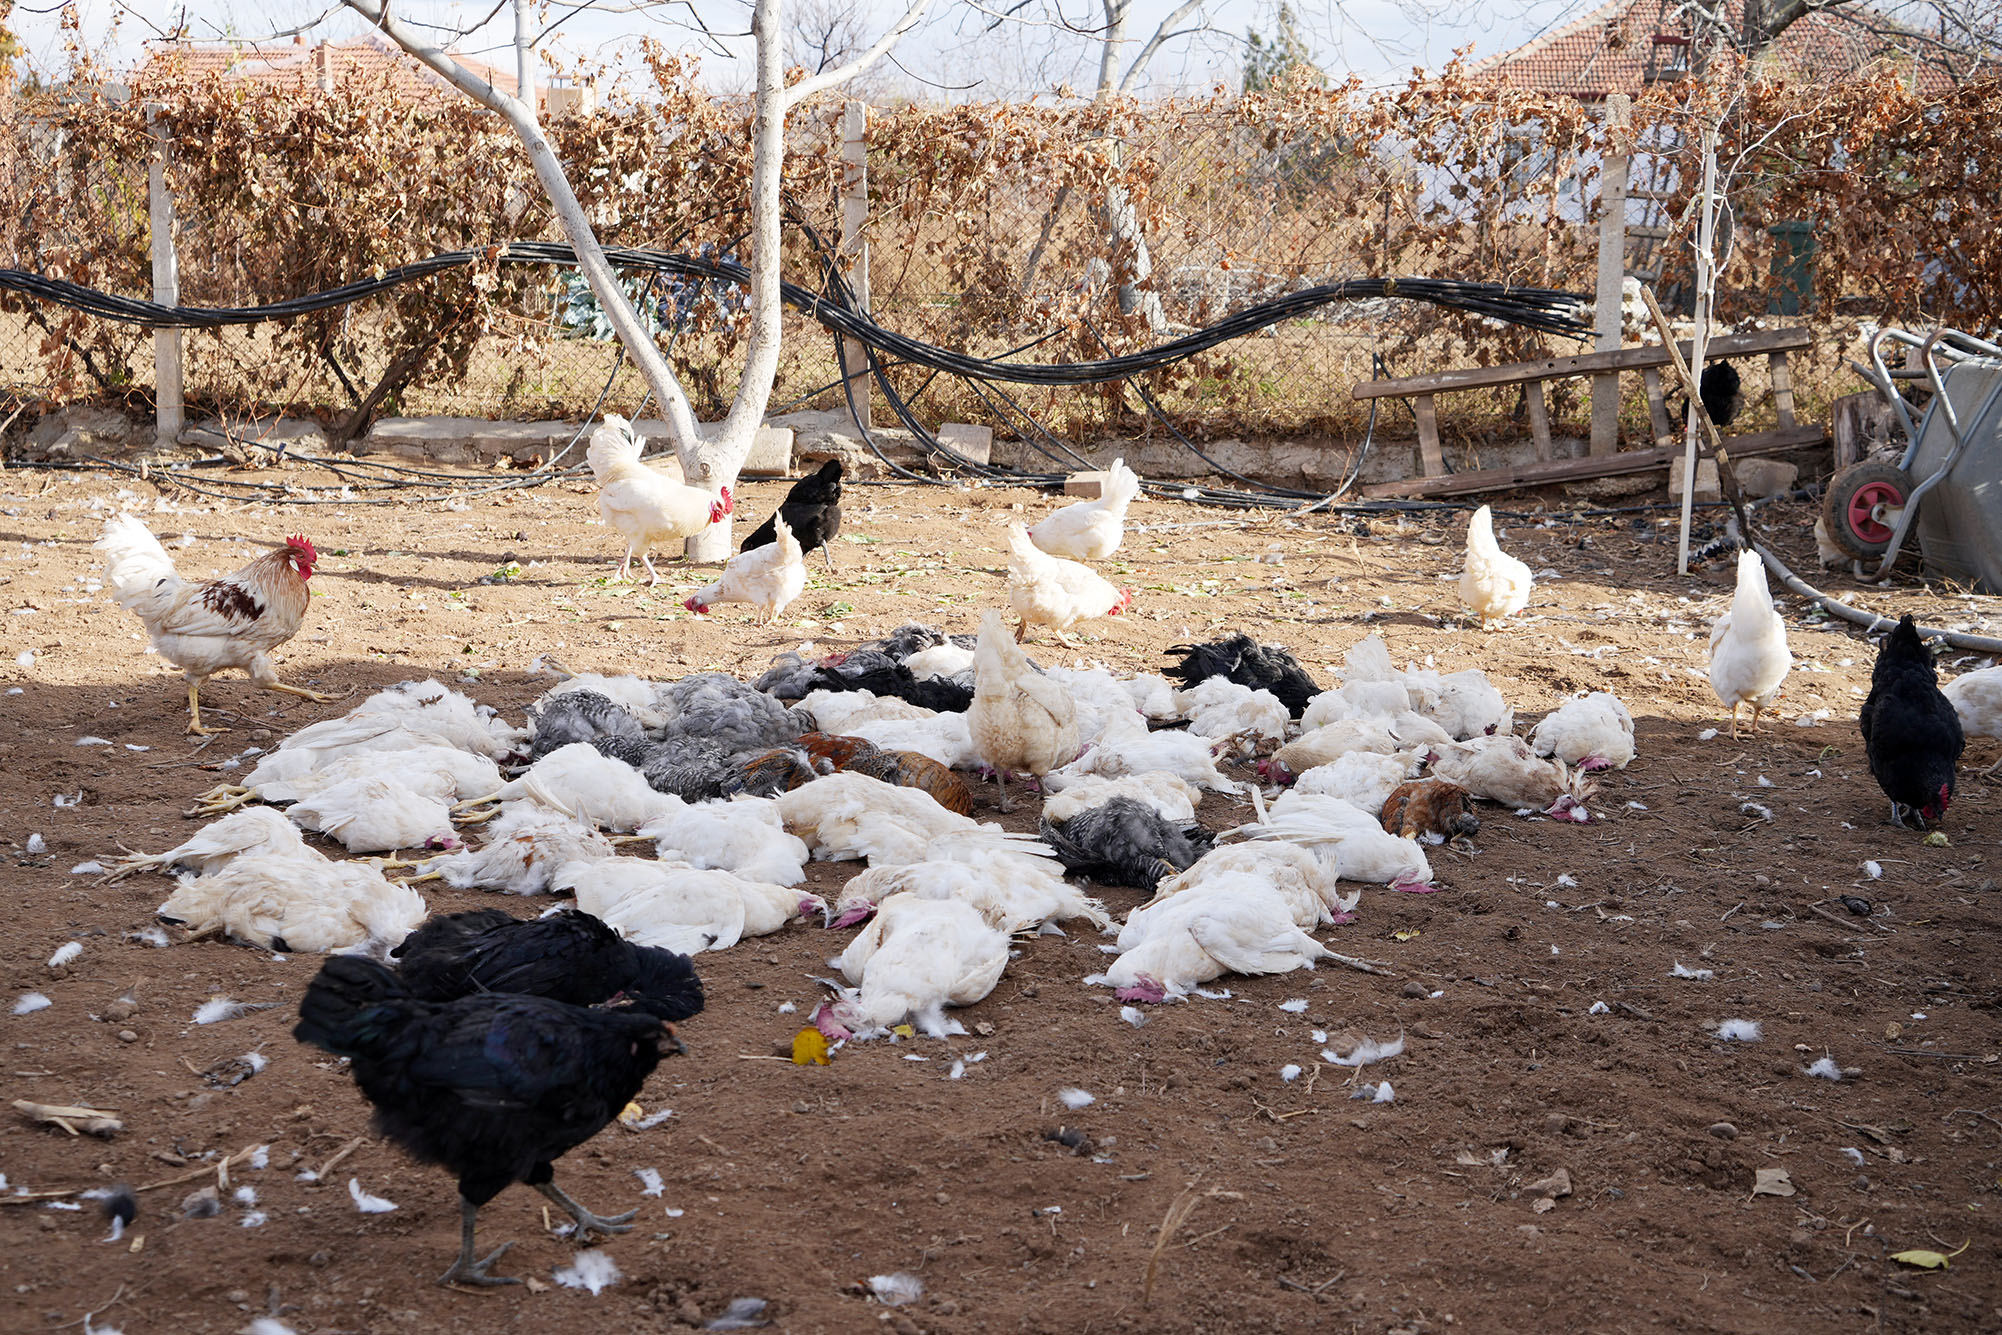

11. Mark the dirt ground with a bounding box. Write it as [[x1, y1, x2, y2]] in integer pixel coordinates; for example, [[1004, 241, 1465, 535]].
[[1, 460, 1999, 1335]]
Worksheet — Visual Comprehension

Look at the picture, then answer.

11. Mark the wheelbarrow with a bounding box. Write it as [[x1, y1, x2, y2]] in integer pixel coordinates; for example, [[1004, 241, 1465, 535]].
[[1823, 326, 2002, 591]]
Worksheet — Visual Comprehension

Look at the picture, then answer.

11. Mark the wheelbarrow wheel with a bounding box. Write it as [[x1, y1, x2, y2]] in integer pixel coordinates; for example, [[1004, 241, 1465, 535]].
[[1821, 460, 1913, 559]]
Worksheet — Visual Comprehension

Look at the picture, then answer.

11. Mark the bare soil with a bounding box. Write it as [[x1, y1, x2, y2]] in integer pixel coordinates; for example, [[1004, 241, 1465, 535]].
[[1, 463, 1999, 1335]]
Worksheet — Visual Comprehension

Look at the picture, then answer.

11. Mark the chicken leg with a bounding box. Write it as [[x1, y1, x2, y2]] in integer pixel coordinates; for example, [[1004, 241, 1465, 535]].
[[819, 542, 837, 574], [534, 1180, 638, 1241], [439, 1196, 520, 1287], [186, 680, 224, 736]]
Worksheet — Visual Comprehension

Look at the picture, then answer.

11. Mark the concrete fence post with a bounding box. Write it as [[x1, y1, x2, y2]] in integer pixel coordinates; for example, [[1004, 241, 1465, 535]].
[[1589, 93, 1631, 458], [839, 99, 872, 430], [146, 103, 184, 451]]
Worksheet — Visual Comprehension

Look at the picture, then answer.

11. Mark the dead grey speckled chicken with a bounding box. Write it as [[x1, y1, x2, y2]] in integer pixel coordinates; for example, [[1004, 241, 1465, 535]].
[[752, 651, 820, 700], [650, 673, 809, 754], [526, 690, 650, 760], [1038, 796, 1214, 890], [591, 733, 741, 803]]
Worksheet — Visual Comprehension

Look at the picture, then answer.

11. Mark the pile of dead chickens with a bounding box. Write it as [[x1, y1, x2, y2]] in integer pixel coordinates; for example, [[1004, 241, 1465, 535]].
[[102, 619, 1630, 1029]]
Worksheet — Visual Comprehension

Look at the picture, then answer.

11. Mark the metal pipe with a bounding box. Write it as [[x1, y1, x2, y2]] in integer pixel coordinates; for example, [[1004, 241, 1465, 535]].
[[1751, 540, 2002, 654]]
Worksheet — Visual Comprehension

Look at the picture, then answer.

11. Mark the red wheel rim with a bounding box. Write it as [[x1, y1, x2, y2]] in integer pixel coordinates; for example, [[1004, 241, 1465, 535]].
[[1845, 481, 1903, 544]]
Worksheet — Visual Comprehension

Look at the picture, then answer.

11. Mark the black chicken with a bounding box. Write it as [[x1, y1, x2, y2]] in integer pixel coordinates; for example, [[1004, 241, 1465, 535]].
[[294, 956, 682, 1286], [1860, 614, 1964, 828], [1039, 797, 1214, 890], [391, 908, 705, 1022], [1164, 633, 1323, 718], [742, 458, 843, 571], [1701, 360, 1745, 429], [803, 662, 975, 713]]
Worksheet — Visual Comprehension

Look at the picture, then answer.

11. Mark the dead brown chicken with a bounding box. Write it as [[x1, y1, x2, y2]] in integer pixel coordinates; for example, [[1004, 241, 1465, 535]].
[[1380, 779, 1480, 846], [735, 733, 975, 815]]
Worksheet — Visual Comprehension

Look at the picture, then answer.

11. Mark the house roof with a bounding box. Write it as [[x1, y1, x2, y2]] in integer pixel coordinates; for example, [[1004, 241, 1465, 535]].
[[130, 34, 544, 106], [1470, 0, 1965, 99]]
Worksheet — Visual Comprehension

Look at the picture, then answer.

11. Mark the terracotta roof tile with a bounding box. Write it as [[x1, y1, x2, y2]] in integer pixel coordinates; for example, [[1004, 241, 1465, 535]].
[[131, 35, 542, 106], [1470, 0, 1964, 99]]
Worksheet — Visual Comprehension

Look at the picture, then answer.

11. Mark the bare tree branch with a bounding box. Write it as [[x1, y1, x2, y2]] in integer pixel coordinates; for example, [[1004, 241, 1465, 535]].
[[785, 0, 939, 105]]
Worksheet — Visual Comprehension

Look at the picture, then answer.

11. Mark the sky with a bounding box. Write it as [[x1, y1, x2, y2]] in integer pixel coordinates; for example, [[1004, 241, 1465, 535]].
[[13, 0, 1602, 96]]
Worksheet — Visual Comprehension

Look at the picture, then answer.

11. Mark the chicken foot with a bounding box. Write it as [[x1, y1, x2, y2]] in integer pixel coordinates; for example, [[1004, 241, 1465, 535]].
[[817, 542, 837, 574], [534, 1180, 638, 1241], [187, 784, 257, 817], [186, 681, 225, 736], [262, 681, 336, 705], [438, 1197, 520, 1288]]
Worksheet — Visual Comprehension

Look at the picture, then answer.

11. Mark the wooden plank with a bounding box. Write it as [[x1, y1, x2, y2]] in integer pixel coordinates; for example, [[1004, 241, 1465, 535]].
[[1359, 424, 1827, 500], [1413, 394, 1444, 477], [1352, 327, 1814, 399], [1642, 366, 1675, 448], [1768, 349, 1797, 428], [1524, 380, 1553, 461]]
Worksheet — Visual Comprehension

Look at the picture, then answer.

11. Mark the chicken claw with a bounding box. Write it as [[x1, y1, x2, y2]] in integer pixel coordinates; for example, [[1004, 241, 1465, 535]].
[[264, 681, 336, 704], [439, 1199, 520, 1288], [535, 1181, 637, 1241]]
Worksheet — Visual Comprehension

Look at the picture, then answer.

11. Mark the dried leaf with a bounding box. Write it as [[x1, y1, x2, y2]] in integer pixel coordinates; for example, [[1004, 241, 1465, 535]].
[[1751, 1167, 1795, 1198], [1891, 1240, 1968, 1270], [791, 1027, 831, 1066]]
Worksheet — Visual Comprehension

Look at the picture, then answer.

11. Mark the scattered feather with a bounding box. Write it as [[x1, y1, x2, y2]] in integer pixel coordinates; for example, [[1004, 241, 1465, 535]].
[[869, 1272, 924, 1306], [1324, 1034, 1405, 1067], [1554, 874, 1578, 888], [1738, 801, 1773, 822], [553, 1249, 623, 1294], [634, 1168, 664, 1197], [46, 942, 80, 969], [1279, 1064, 1302, 1082], [704, 1297, 769, 1329], [1862, 860, 1882, 879], [665, 1207, 685, 1218], [1841, 1147, 1866, 1166], [633, 1108, 675, 1131], [240, 1210, 268, 1228], [776, 1001, 796, 1014], [25, 833, 46, 854], [1697, 728, 1719, 741], [1119, 1006, 1148, 1028], [347, 1178, 397, 1213], [233, 1186, 257, 1207], [75, 736, 110, 747], [1057, 1087, 1095, 1110], [194, 998, 255, 1025], [246, 1146, 269, 1170], [1805, 1056, 1843, 1081], [1670, 962, 1713, 981], [13, 992, 51, 1015], [127, 926, 169, 948], [242, 1321, 295, 1335], [1278, 998, 1308, 1013], [1349, 1081, 1394, 1103], [1718, 1019, 1763, 1042], [949, 1060, 966, 1080], [69, 861, 104, 875], [1588, 1001, 1610, 1015]]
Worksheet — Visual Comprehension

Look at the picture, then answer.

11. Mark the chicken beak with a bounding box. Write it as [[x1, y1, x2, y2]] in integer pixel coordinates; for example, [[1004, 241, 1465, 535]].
[[659, 1022, 689, 1056]]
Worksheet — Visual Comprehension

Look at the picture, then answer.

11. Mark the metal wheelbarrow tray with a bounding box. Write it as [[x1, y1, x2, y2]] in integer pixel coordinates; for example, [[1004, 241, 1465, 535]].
[[1824, 326, 2002, 592]]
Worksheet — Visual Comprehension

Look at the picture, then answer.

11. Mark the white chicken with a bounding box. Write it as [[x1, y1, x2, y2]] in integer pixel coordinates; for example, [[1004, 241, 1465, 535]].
[[1459, 505, 1533, 628], [828, 896, 1011, 1038], [1403, 667, 1514, 740], [1142, 843, 1358, 932], [844, 712, 978, 770], [800, 689, 933, 733], [561, 858, 749, 954], [1005, 522, 1131, 640], [1529, 691, 1636, 771], [249, 746, 502, 807], [1120, 672, 1184, 722], [1707, 549, 1791, 737], [1177, 677, 1289, 755], [1092, 879, 1331, 1004], [1232, 792, 1435, 891], [457, 742, 669, 833], [635, 795, 811, 887], [1043, 714, 1239, 794], [101, 807, 310, 882], [193, 719, 487, 815], [346, 679, 523, 758], [532, 656, 666, 723], [777, 771, 986, 862], [1027, 458, 1141, 561], [1428, 734, 1589, 820], [683, 514, 806, 623], [1042, 666, 1150, 747], [158, 852, 425, 955], [586, 414, 731, 584], [1942, 666, 2002, 773], [968, 608, 1081, 810], [285, 774, 459, 855], [829, 856, 1107, 936], [904, 642, 976, 682], [1041, 773, 1201, 825], [409, 803, 614, 895], [1289, 748, 1426, 817], [1264, 713, 1449, 784]]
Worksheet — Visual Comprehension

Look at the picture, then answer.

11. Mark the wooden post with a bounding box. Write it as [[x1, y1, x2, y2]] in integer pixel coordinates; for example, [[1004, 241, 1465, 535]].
[[838, 99, 871, 430], [1589, 94, 1631, 458], [146, 105, 183, 452]]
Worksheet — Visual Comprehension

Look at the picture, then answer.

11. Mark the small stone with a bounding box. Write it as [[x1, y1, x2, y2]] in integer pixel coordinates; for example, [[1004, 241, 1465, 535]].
[[890, 1316, 923, 1335], [117, 1029, 137, 1043], [1525, 1168, 1573, 1199], [1544, 1113, 1571, 1135], [1402, 981, 1427, 999], [934, 1192, 950, 1205], [675, 1298, 703, 1327], [249, 729, 272, 742], [309, 1251, 332, 1267], [791, 1101, 811, 1115], [225, 1290, 249, 1306], [1707, 1122, 1739, 1140], [975, 1022, 995, 1037]]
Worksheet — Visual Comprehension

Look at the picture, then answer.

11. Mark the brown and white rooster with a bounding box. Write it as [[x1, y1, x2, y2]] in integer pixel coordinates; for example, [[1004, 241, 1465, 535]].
[[97, 514, 330, 734]]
